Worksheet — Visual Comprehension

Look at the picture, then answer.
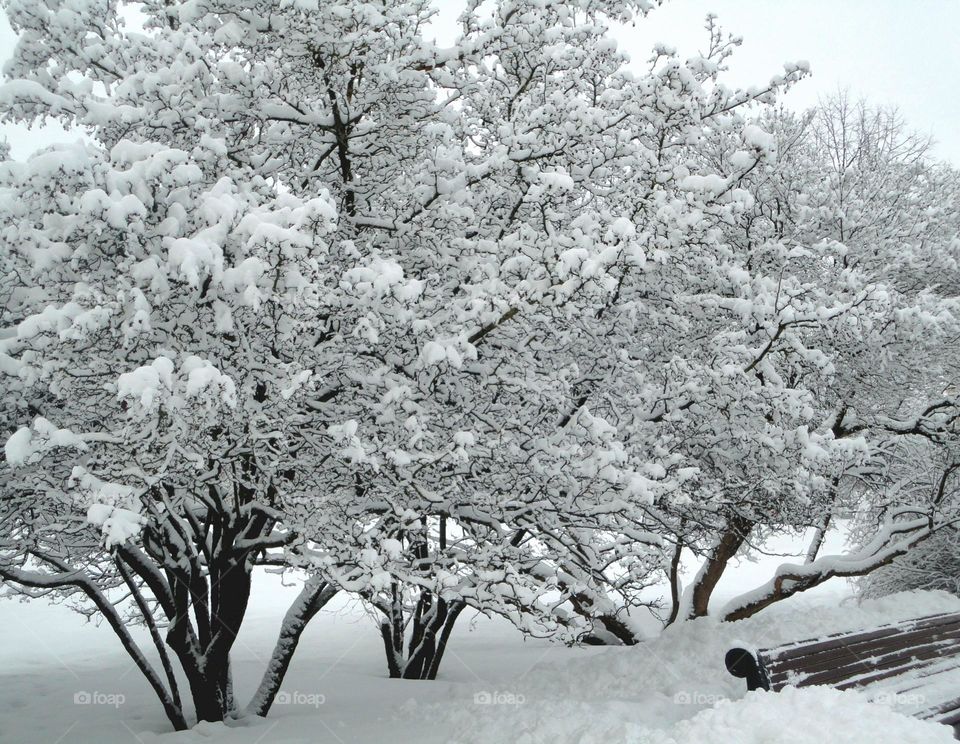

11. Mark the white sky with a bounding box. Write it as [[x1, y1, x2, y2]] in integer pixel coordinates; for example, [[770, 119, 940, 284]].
[[624, 0, 960, 164], [1, 0, 958, 164]]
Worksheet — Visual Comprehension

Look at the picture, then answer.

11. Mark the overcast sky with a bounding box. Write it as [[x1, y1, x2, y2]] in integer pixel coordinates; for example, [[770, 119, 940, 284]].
[[1, 0, 958, 163], [623, 0, 960, 164]]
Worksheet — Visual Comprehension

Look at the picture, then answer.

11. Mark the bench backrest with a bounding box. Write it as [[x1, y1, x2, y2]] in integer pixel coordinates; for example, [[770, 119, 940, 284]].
[[759, 611, 960, 691], [726, 611, 960, 736]]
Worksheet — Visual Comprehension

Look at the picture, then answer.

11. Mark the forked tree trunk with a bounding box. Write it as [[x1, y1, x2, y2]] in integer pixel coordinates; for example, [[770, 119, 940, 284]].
[[162, 548, 253, 723], [686, 513, 755, 619], [379, 585, 465, 680]]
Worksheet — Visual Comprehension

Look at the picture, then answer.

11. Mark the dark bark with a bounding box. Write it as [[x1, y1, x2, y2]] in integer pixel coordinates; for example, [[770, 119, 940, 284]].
[[0, 564, 189, 731], [525, 560, 641, 645], [666, 534, 685, 626], [379, 591, 466, 680], [425, 601, 464, 680], [569, 594, 639, 646], [380, 621, 403, 679], [247, 579, 338, 717], [722, 524, 935, 622], [804, 513, 832, 564], [687, 513, 755, 619], [116, 556, 183, 716]]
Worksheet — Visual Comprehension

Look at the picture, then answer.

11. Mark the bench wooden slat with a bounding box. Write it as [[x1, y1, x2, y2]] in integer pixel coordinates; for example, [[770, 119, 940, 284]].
[[763, 616, 960, 677], [939, 707, 960, 726], [861, 657, 960, 711], [763, 612, 960, 664], [725, 611, 960, 740], [829, 645, 960, 691], [764, 610, 957, 651], [919, 691, 960, 721], [765, 632, 960, 689], [767, 637, 960, 688]]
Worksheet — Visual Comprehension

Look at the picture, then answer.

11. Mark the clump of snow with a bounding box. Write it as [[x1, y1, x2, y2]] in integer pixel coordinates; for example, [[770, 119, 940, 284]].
[[453, 431, 475, 447], [728, 150, 756, 169], [537, 170, 575, 192], [16, 302, 83, 340], [4, 417, 87, 466], [741, 124, 776, 156], [328, 419, 359, 441], [420, 338, 474, 369], [679, 174, 727, 195], [181, 356, 237, 407], [281, 369, 313, 400], [557, 247, 590, 278], [3, 426, 32, 465], [69, 466, 139, 507], [606, 216, 636, 240], [341, 256, 416, 299], [117, 355, 236, 411], [380, 538, 404, 560], [87, 504, 146, 549], [221, 256, 268, 310], [117, 356, 175, 410]]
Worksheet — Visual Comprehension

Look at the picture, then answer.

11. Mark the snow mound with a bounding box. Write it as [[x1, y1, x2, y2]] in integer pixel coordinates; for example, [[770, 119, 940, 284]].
[[442, 687, 952, 744], [437, 591, 960, 743], [652, 686, 954, 744], [527, 590, 960, 706]]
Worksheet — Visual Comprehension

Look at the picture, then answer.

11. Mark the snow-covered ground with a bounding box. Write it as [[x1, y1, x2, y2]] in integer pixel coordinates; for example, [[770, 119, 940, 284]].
[[1, 531, 957, 744]]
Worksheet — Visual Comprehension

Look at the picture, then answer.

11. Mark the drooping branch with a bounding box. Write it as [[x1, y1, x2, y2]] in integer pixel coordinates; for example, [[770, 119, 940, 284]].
[[721, 515, 949, 622], [0, 563, 188, 730], [116, 556, 183, 717]]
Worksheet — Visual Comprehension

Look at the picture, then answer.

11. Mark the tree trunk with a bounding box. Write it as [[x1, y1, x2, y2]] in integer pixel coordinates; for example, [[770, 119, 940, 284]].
[[665, 534, 685, 626], [380, 620, 403, 678], [164, 550, 251, 723], [247, 578, 338, 717], [404, 595, 462, 679], [379, 592, 466, 680], [425, 601, 464, 680], [687, 513, 755, 619], [804, 513, 832, 564]]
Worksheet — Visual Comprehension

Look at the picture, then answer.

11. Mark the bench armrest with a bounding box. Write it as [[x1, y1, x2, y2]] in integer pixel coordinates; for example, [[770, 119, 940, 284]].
[[725, 647, 770, 691]]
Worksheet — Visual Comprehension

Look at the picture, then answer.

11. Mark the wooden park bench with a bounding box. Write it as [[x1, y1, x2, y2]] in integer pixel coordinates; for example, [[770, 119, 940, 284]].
[[725, 611, 960, 738]]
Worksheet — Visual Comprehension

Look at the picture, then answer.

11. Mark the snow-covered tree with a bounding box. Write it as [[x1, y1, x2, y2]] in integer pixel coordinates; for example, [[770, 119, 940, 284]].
[[0, 130, 352, 725], [669, 96, 960, 622], [0, 0, 674, 702], [3, 3, 958, 731]]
